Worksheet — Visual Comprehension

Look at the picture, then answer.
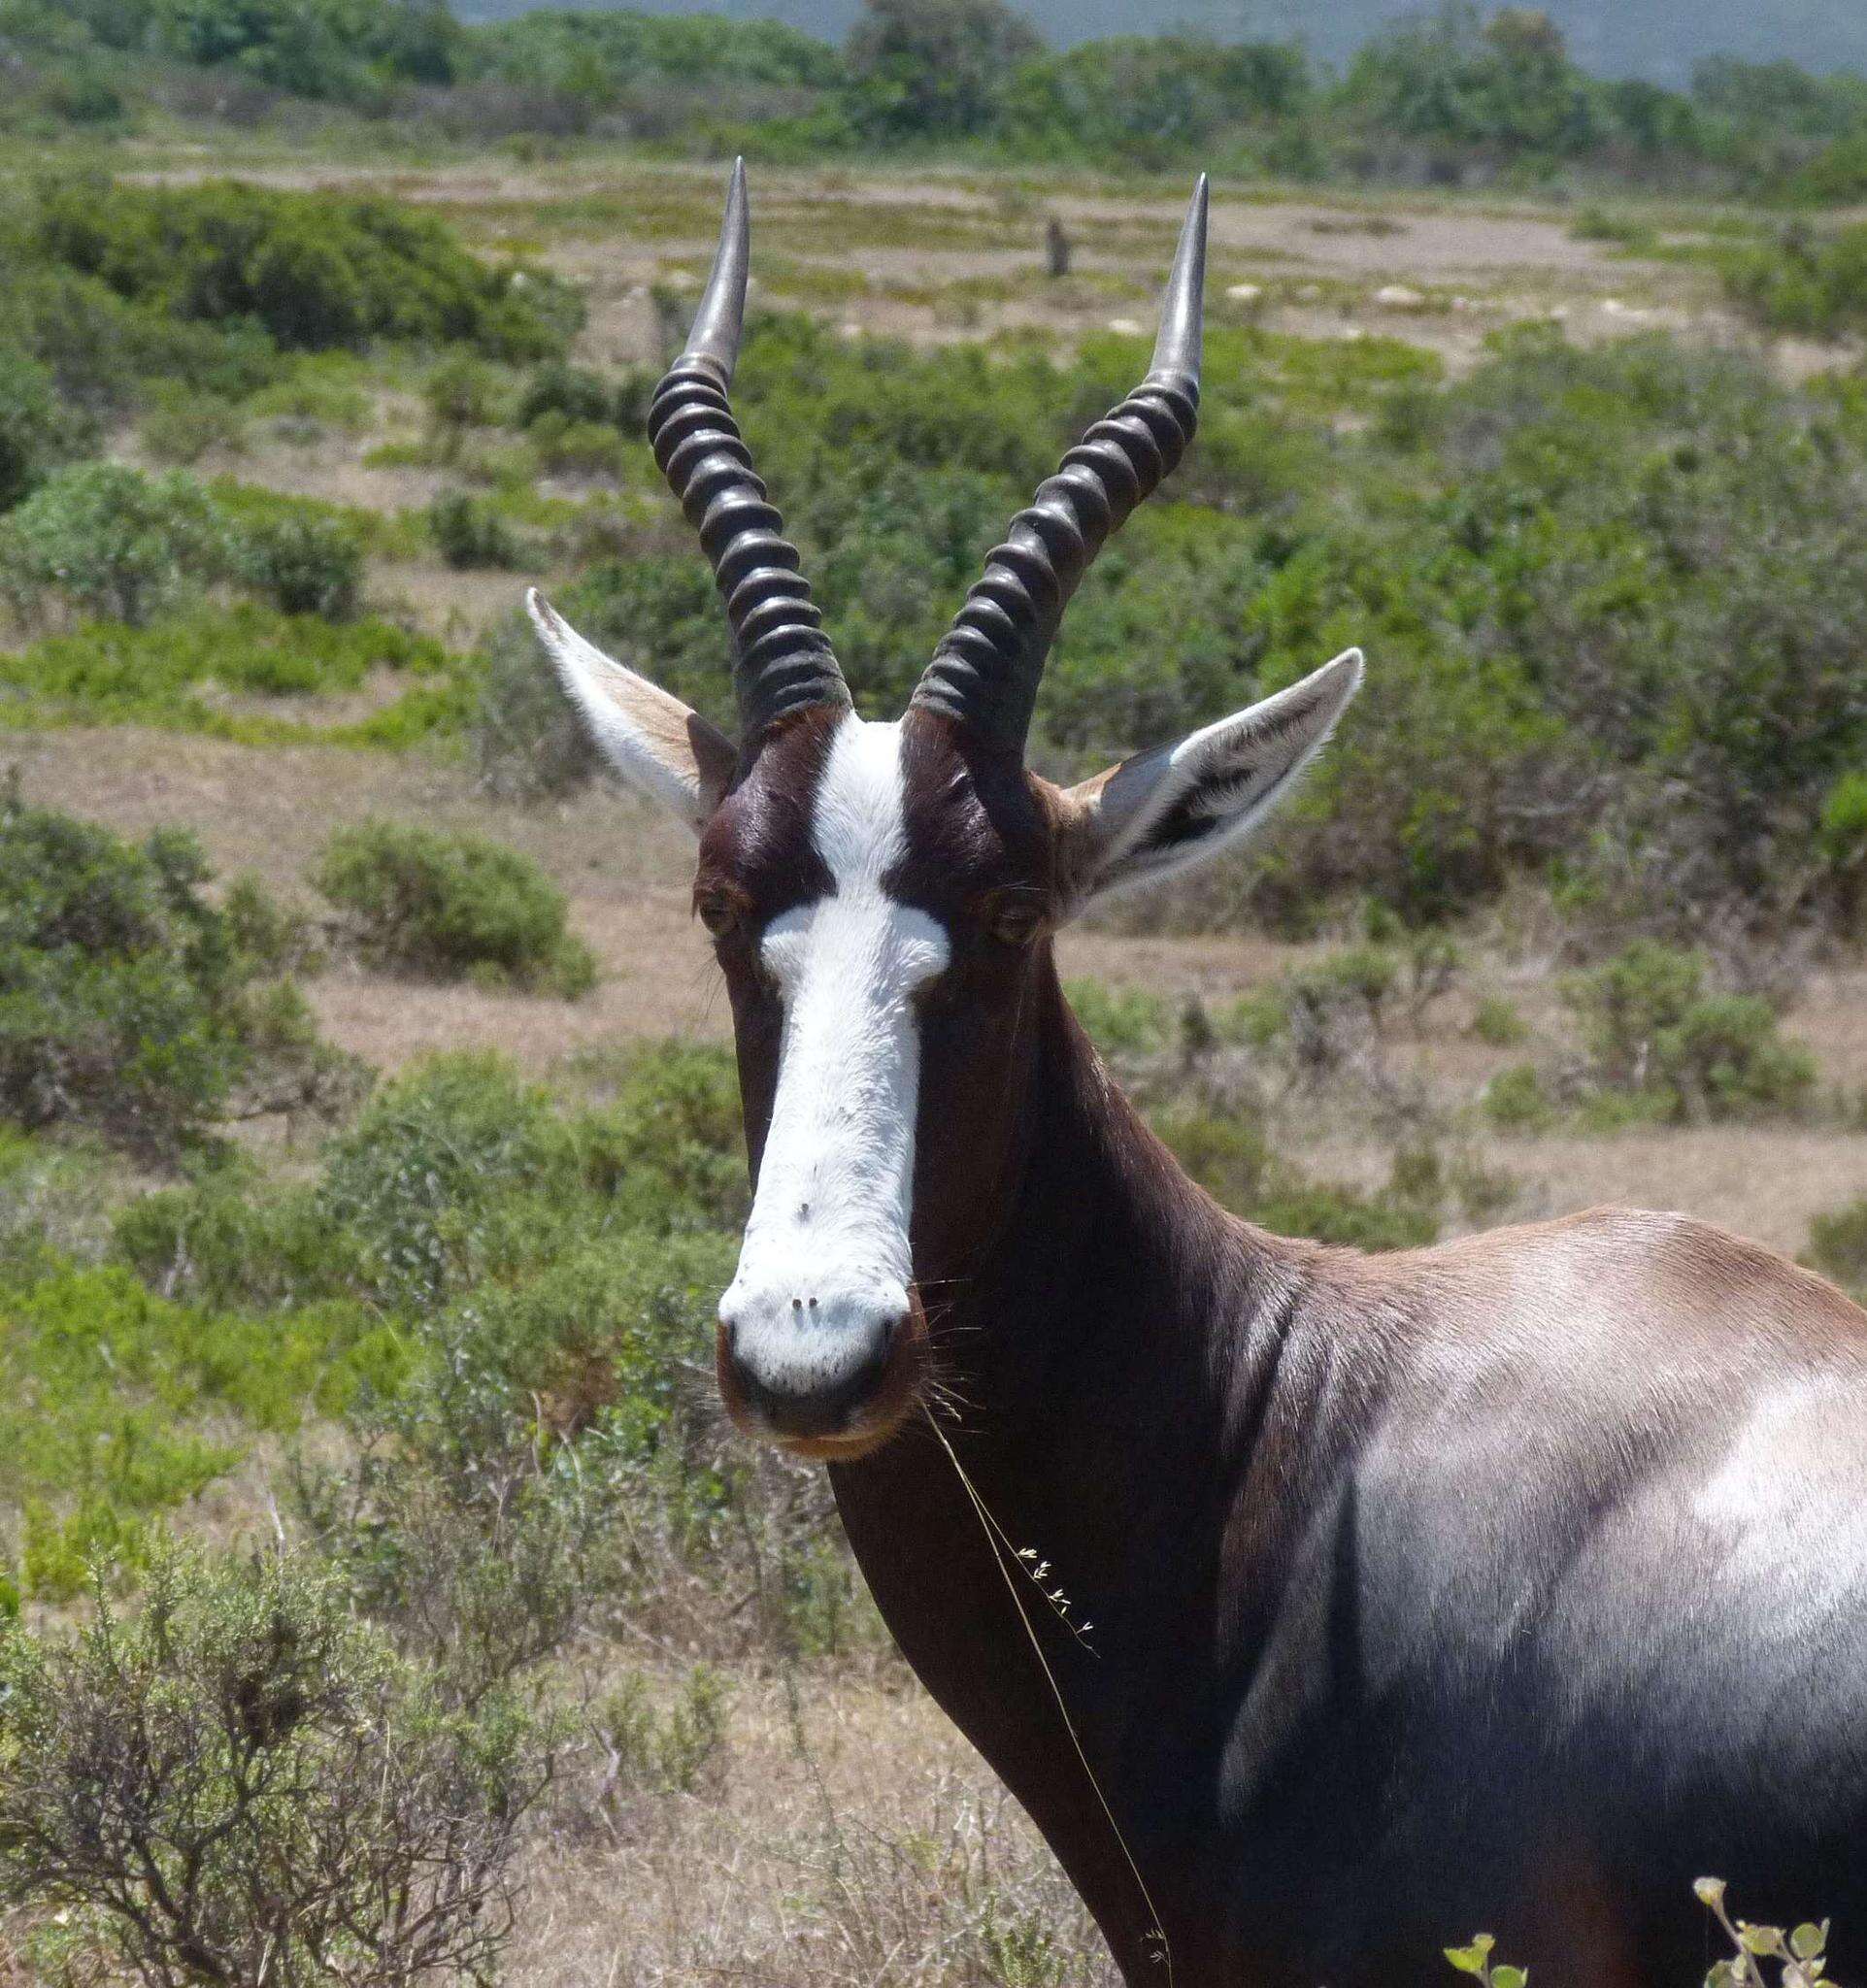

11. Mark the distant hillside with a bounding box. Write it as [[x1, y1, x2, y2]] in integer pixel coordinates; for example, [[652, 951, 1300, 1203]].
[[454, 0, 1867, 86]]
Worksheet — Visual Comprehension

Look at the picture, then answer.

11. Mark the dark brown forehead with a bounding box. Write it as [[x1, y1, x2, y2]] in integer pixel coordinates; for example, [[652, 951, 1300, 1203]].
[[696, 705, 1055, 917], [892, 707, 1052, 914], [696, 707, 839, 913]]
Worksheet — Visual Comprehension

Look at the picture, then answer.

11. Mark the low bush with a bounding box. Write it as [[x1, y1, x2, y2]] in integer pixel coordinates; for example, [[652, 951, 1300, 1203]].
[[0, 789, 358, 1159], [140, 382, 247, 466], [427, 488, 532, 570], [315, 817, 598, 998], [1470, 994, 1529, 1047], [315, 1052, 587, 1313], [0, 1548, 559, 1985], [517, 358, 617, 429], [1724, 223, 1867, 337], [1482, 1062, 1557, 1133], [1562, 942, 1817, 1124], [1807, 1196, 1867, 1301], [29, 176, 577, 360], [0, 348, 85, 513], [232, 509, 364, 618], [0, 463, 230, 627], [528, 409, 623, 477]]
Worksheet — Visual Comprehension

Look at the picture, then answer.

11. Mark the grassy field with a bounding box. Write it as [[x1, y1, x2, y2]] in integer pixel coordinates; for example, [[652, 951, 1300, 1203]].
[[1, 135, 1865, 1986]]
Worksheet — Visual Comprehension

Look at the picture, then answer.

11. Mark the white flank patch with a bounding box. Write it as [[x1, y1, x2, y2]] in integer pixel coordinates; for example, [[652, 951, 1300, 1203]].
[[719, 719, 950, 1399]]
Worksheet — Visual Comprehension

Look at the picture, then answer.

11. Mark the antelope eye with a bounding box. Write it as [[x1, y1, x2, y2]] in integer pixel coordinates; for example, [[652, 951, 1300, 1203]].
[[695, 889, 740, 939], [981, 893, 1048, 946]]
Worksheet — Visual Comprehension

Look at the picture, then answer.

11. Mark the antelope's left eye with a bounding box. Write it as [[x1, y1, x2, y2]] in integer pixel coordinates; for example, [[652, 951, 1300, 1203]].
[[980, 892, 1048, 946], [695, 889, 740, 939]]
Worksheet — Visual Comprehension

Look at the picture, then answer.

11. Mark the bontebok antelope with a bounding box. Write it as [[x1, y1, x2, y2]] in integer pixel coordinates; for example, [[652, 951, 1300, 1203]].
[[528, 164, 1867, 1986]]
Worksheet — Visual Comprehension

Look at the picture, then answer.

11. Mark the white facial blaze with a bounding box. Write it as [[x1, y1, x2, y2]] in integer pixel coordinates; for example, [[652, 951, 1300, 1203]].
[[720, 719, 949, 1400]]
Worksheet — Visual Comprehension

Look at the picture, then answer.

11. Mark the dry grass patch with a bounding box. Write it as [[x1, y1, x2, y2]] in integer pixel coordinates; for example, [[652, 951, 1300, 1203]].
[[511, 1671, 1115, 1988]]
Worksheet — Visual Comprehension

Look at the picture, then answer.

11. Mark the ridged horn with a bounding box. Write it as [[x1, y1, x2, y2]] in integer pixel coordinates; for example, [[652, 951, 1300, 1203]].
[[910, 175, 1208, 757], [648, 158, 850, 740]]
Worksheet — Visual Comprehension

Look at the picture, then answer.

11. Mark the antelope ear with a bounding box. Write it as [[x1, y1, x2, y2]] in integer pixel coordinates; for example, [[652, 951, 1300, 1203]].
[[528, 591, 737, 834], [1055, 650, 1363, 912]]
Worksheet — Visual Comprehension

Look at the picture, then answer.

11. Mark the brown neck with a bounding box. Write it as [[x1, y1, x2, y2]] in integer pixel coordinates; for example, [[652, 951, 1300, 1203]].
[[832, 953, 1313, 1979]]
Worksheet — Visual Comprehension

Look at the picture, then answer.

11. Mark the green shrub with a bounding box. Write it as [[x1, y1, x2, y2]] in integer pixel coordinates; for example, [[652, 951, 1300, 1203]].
[[316, 817, 598, 998], [0, 1263, 390, 1595], [1470, 994, 1529, 1047], [1150, 1102, 1443, 1250], [232, 509, 364, 618], [578, 1041, 750, 1231], [428, 488, 530, 570], [0, 789, 357, 1158], [0, 348, 84, 513], [517, 358, 617, 429], [316, 1052, 583, 1311], [1724, 223, 1867, 337], [528, 410, 623, 477], [423, 352, 504, 435], [1562, 942, 1817, 1124], [1482, 1062, 1557, 1132], [140, 382, 247, 466], [29, 176, 575, 359], [0, 1548, 556, 1984], [1808, 1196, 1867, 1300], [0, 463, 230, 626]]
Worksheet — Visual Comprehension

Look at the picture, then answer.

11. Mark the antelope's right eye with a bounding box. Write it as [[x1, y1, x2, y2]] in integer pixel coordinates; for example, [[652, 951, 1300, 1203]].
[[695, 889, 740, 939]]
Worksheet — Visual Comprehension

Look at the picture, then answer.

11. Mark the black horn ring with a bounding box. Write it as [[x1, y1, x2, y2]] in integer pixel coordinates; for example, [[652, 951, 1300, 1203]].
[[646, 159, 850, 741], [910, 176, 1209, 759]]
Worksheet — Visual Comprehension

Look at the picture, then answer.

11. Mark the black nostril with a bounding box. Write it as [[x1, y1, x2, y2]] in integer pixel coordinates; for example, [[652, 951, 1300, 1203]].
[[734, 1314, 902, 1438]]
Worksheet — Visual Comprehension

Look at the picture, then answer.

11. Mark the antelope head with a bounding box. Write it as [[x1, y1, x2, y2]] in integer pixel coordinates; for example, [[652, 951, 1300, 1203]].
[[529, 163, 1361, 1460]]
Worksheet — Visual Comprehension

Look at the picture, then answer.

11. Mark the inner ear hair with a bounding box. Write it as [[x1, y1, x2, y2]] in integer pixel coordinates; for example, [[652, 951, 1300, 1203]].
[[1055, 648, 1364, 909]]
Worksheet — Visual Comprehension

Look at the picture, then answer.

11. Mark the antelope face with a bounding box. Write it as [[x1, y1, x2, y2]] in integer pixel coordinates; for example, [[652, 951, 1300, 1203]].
[[527, 164, 1362, 1461]]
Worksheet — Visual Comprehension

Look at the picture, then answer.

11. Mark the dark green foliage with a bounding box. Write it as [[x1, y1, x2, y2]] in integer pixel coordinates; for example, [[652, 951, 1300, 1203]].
[[1807, 1196, 1867, 1301], [232, 509, 365, 617], [0, 1548, 555, 1986], [310, 1052, 588, 1312], [0, 470, 380, 635], [517, 359, 618, 430], [845, 0, 1043, 142], [1343, 3, 1599, 157], [0, 265, 281, 419], [0, 790, 357, 1159], [1724, 223, 1867, 336], [466, 4, 843, 110], [1001, 35, 1311, 167], [315, 817, 598, 998], [28, 177, 575, 359], [427, 489, 530, 571], [0, 350, 86, 514]]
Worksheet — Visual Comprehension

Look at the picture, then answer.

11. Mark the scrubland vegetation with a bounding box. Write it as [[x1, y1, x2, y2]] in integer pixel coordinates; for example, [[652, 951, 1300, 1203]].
[[0, 1, 1865, 1978]]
